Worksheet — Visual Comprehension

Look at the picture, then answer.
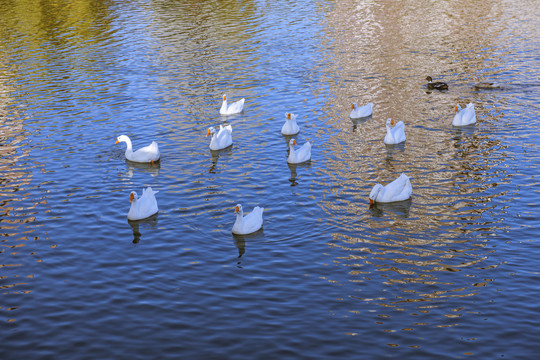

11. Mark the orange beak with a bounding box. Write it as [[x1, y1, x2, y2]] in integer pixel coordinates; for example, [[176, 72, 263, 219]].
[[292, 139, 297, 145], [222, 95, 226, 101], [454, 105, 459, 113], [287, 113, 291, 120], [129, 193, 135, 202], [115, 138, 119, 144], [206, 128, 211, 137], [369, 198, 374, 206], [390, 118, 395, 126], [234, 205, 239, 213], [351, 104, 355, 110]]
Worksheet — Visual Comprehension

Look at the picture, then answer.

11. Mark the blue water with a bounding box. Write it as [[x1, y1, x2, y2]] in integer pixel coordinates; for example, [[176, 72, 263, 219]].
[[1, 0, 540, 358]]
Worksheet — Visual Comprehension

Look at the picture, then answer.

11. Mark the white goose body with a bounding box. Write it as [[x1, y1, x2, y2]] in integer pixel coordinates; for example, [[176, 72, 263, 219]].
[[116, 135, 160, 163], [281, 112, 300, 135], [452, 103, 476, 126], [207, 124, 233, 150], [384, 118, 406, 145], [127, 187, 159, 220], [287, 138, 311, 164], [220, 94, 245, 115], [232, 204, 264, 235], [350, 102, 373, 118], [369, 173, 412, 205]]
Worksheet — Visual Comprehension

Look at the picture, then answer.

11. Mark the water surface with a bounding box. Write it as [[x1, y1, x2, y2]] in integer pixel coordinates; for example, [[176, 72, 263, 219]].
[[1, 0, 540, 358]]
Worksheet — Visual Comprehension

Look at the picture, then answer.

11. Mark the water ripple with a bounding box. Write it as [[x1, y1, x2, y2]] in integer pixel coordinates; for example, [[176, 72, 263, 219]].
[[1, 0, 540, 358]]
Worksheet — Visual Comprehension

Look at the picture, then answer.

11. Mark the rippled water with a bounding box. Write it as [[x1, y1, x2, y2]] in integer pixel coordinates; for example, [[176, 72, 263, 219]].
[[1, 0, 540, 358]]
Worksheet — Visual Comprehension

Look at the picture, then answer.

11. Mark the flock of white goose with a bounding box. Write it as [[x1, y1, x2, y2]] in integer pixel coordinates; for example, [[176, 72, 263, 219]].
[[115, 84, 479, 235]]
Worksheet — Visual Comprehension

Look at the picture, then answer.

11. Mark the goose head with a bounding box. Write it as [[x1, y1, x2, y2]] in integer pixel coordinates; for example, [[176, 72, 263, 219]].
[[285, 112, 297, 121], [234, 204, 243, 215], [115, 135, 129, 144], [351, 103, 357, 110], [206, 127, 216, 137], [129, 191, 137, 203], [369, 184, 383, 206], [289, 138, 297, 147], [454, 105, 462, 113]]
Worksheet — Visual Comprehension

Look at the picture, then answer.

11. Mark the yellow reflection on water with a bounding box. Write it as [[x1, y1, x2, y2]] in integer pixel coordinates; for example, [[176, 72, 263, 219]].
[[317, 0, 511, 339], [0, 83, 39, 323]]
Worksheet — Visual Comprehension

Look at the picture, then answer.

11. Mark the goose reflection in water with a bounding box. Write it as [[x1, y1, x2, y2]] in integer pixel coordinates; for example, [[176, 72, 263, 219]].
[[383, 141, 406, 167], [208, 146, 233, 173], [281, 132, 295, 146], [232, 229, 264, 267], [124, 160, 160, 179], [350, 114, 372, 132], [128, 213, 159, 244], [384, 140, 406, 152], [369, 198, 412, 218], [451, 123, 477, 139], [287, 161, 311, 186]]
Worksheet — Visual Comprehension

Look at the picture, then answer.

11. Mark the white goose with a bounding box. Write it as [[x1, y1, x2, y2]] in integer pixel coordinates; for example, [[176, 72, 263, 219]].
[[232, 204, 264, 235], [206, 124, 233, 150], [287, 138, 311, 164], [350, 102, 373, 119], [127, 187, 159, 220], [281, 112, 300, 135], [369, 173, 412, 205], [220, 94, 245, 115], [384, 118, 406, 145], [116, 135, 160, 163], [452, 103, 476, 126]]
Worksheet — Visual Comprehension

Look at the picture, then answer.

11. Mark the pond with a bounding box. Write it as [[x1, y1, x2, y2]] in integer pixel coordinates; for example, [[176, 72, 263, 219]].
[[1, 0, 539, 358]]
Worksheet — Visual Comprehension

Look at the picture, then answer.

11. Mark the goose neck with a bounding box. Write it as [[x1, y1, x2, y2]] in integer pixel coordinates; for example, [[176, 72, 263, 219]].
[[123, 137, 133, 153]]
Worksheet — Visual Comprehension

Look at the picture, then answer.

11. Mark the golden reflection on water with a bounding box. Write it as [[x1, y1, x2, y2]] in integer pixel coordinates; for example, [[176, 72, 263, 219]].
[[317, 0, 510, 331], [0, 0, 112, 323], [0, 75, 39, 323], [148, 0, 261, 111]]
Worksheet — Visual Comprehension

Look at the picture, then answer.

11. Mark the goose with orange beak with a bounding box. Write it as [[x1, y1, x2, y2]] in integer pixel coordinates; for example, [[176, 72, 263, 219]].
[[206, 124, 233, 150], [281, 112, 300, 135], [350, 102, 373, 119], [368, 173, 412, 206], [220, 94, 245, 115], [232, 204, 264, 235], [452, 103, 476, 126], [287, 138, 311, 164], [383, 118, 406, 145], [127, 187, 159, 220], [115, 135, 160, 164]]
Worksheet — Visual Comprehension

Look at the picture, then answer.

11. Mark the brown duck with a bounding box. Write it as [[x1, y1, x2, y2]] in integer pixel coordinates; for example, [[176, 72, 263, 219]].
[[425, 76, 448, 91]]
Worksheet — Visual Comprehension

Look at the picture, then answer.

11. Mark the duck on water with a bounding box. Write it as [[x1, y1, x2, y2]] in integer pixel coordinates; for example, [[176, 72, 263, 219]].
[[425, 76, 448, 91]]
